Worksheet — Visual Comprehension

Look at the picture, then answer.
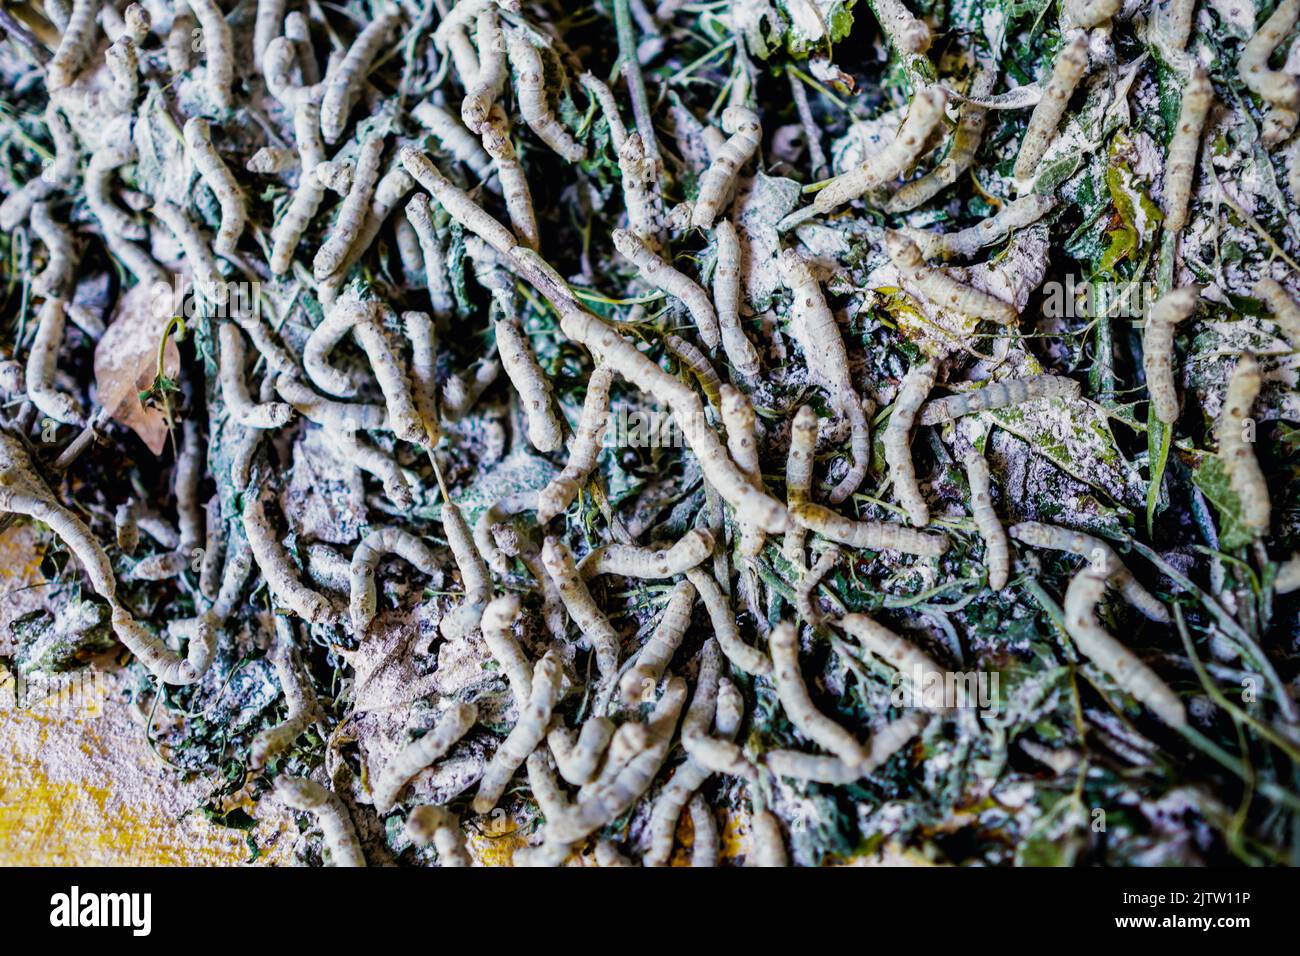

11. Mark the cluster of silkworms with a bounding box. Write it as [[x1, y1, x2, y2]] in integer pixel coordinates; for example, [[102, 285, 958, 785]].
[[1, 0, 1297, 870]]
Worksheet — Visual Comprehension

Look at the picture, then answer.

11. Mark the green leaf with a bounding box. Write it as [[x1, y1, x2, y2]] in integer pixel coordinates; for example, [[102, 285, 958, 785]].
[[1191, 454, 1254, 550], [1146, 405, 1171, 536]]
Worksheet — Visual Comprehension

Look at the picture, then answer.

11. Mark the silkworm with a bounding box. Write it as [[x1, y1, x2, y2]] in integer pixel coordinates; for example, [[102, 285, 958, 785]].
[[1239, 0, 1300, 113], [275, 777, 366, 866], [548, 716, 615, 786], [885, 231, 1019, 325], [505, 30, 586, 162], [796, 546, 840, 624], [537, 364, 614, 522], [838, 613, 950, 707], [434, 0, 485, 81], [270, 113, 327, 275], [372, 703, 479, 813], [321, 12, 400, 143], [115, 501, 140, 555], [963, 450, 1010, 590], [497, 318, 563, 452], [1276, 553, 1300, 594], [542, 536, 622, 706], [713, 219, 761, 376], [685, 566, 772, 676], [907, 195, 1057, 260], [440, 500, 493, 638], [1154, 0, 1197, 51], [165, 13, 195, 74], [1217, 353, 1270, 535], [406, 805, 471, 866], [1163, 67, 1213, 234], [0, 177, 53, 232], [618, 578, 695, 707], [105, 36, 138, 113], [666, 333, 723, 408], [218, 323, 293, 430], [916, 374, 1080, 425], [199, 494, 224, 601], [461, 5, 507, 133], [580, 72, 628, 150], [246, 147, 297, 175], [617, 132, 667, 255], [86, 143, 144, 241], [26, 299, 83, 426], [441, 359, 501, 421], [243, 488, 336, 624], [314, 136, 385, 281], [1064, 568, 1186, 727], [691, 106, 761, 229], [481, 594, 534, 703], [765, 711, 929, 782], [349, 527, 442, 632], [342, 441, 412, 525], [474, 649, 564, 812], [881, 356, 938, 527], [152, 201, 227, 306], [401, 146, 520, 256], [304, 295, 370, 398], [187, 0, 234, 110], [353, 316, 426, 444], [412, 100, 497, 183], [783, 404, 818, 567], [402, 311, 441, 446], [579, 529, 714, 579], [250, 618, 322, 769], [721, 385, 766, 557], [405, 196, 455, 320], [108, 606, 200, 685], [1007, 522, 1170, 622], [253, 0, 286, 70], [275, 374, 390, 431], [613, 228, 720, 349], [184, 118, 247, 257], [1013, 30, 1089, 180], [1143, 286, 1201, 423], [870, 0, 932, 53], [1253, 278, 1300, 350], [480, 106, 540, 251], [748, 810, 787, 866], [1064, 0, 1121, 27], [46, 0, 100, 91], [770, 620, 867, 762]]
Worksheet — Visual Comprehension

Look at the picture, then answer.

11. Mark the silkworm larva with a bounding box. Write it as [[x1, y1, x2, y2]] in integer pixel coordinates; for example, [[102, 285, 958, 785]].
[[116, 501, 140, 555], [1217, 353, 1270, 535], [1239, 0, 1300, 113], [613, 228, 720, 349], [441, 359, 501, 421], [882, 356, 938, 526], [401, 146, 520, 256], [481, 594, 534, 704], [580, 72, 628, 151], [152, 201, 227, 306], [770, 620, 867, 763], [796, 546, 841, 624], [401, 310, 441, 446], [461, 5, 507, 132], [304, 295, 368, 397], [276, 777, 366, 866], [917, 374, 1080, 425], [1253, 278, 1300, 350], [749, 810, 787, 867], [908, 194, 1057, 260], [105, 36, 138, 113], [594, 840, 635, 867], [353, 316, 426, 444], [165, 12, 195, 73], [270, 120, 327, 274], [870, 0, 932, 53], [783, 404, 818, 568], [536, 364, 614, 522], [407, 806, 472, 866], [548, 716, 615, 786], [314, 136, 385, 281], [776, 249, 853, 398], [372, 703, 479, 813], [184, 118, 246, 257], [245, 146, 297, 175], [1007, 521, 1170, 622], [263, 35, 318, 112], [440, 500, 493, 638], [1163, 67, 1213, 234], [1064, 0, 1121, 27], [765, 711, 930, 782], [250, 618, 321, 769], [713, 219, 761, 377], [618, 578, 695, 707], [47, 0, 100, 91], [1064, 568, 1186, 727], [838, 613, 950, 707], [1013, 30, 1089, 180], [497, 318, 563, 452], [691, 106, 761, 229], [617, 132, 667, 255], [885, 231, 1019, 325], [579, 528, 715, 579], [412, 100, 497, 183], [349, 527, 441, 632], [1154, 0, 1197, 51], [218, 323, 293, 429], [108, 606, 200, 685], [1143, 286, 1201, 423], [243, 489, 336, 624], [962, 450, 1010, 590], [720, 385, 766, 557], [404, 196, 455, 321], [480, 106, 540, 251], [506, 31, 586, 162], [340, 428, 413, 510], [474, 649, 564, 812], [198, 494, 224, 601], [187, 0, 234, 110], [685, 566, 772, 676], [275, 373, 390, 431], [26, 299, 83, 426], [666, 333, 723, 408], [542, 536, 622, 705], [253, 0, 286, 70], [1276, 554, 1300, 594], [86, 143, 144, 241], [321, 12, 400, 143]]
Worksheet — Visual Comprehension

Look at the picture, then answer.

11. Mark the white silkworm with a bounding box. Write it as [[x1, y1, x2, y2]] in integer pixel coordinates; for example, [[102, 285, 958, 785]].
[[405, 196, 455, 320], [1143, 286, 1201, 423], [480, 106, 539, 250], [474, 649, 563, 812], [882, 357, 938, 527], [1163, 67, 1213, 234], [339, 427, 412, 508], [579, 529, 715, 579], [581, 72, 628, 150], [666, 333, 723, 408], [184, 118, 247, 257], [199, 498, 225, 600], [253, 0, 286, 70], [401, 146, 519, 256], [276, 777, 366, 866], [870, 0, 931, 52], [407, 805, 471, 866], [684, 566, 772, 676], [1154, 0, 1197, 50], [108, 606, 203, 685], [349, 527, 442, 632], [403, 310, 441, 446], [372, 703, 479, 813], [885, 231, 1019, 325], [548, 717, 615, 786], [1217, 353, 1270, 535], [796, 546, 840, 624], [1013, 30, 1089, 180], [748, 810, 787, 867], [87, 143, 144, 241], [353, 316, 426, 444], [47, 0, 100, 90], [791, 502, 949, 558], [963, 450, 1010, 591], [765, 711, 929, 783], [440, 500, 493, 638], [618, 578, 695, 707], [187, 0, 234, 110], [152, 201, 227, 306], [497, 318, 563, 452], [250, 618, 321, 769], [304, 295, 369, 398], [691, 106, 761, 229], [721, 385, 766, 557], [1064, 568, 1186, 727], [1007, 522, 1170, 622], [275, 374, 390, 431], [917, 374, 1080, 425], [314, 136, 385, 281], [481, 594, 534, 704], [1064, 0, 1121, 27], [105, 36, 138, 113], [536, 364, 613, 522], [412, 100, 497, 183], [244, 488, 336, 624], [713, 219, 760, 377], [1253, 278, 1300, 351], [505, 30, 586, 162], [246, 147, 297, 174], [270, 109, 327, 276], [613, 228, 720, 349], [461, 5, 507, 133], [1239, 0, 1300, 112], [441, 359, 501, 421], [218, 323, 293, 430], [26, 299, 83, 426], [783, 404, 818, 568], [769, 620, 867, 763], [907, 195, 1057, 260], [617, 132, 667, 255], [321, 12, 400, 143], [838, 613, 950, 707], [542, 536, 622, 706]]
